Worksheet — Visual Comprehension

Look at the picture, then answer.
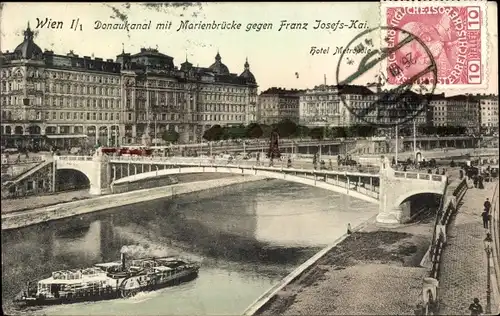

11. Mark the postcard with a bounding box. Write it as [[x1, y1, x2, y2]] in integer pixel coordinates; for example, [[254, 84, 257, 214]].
[[1, 2, 498, 316]]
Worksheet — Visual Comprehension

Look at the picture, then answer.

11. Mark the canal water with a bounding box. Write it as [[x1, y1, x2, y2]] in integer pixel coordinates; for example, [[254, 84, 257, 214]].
[[2, 179, 378, 315]]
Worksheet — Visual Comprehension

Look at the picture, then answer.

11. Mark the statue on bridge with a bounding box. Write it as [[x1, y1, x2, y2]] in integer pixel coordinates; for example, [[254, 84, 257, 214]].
[[267, 130, 281, 167]]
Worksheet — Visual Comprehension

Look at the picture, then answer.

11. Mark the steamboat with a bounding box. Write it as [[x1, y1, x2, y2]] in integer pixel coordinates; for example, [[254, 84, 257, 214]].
[[14, 254, 200, 306]]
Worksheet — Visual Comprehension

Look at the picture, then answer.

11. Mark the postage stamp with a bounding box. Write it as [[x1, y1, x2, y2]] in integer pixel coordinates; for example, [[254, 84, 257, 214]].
[[380, 0, 488, 89]]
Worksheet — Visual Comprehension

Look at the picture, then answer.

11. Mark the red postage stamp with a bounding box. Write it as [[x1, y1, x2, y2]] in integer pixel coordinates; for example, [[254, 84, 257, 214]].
[[381, 1, 488, 88]]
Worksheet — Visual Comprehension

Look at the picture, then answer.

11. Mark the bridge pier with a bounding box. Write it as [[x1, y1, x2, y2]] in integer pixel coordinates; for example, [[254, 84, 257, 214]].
[[376, 156, 446, 224]]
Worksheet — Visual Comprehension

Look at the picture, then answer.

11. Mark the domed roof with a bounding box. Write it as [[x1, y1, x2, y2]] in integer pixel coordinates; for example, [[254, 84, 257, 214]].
[[14, 23, 43, 60], [239, 58, 256, 84], [208, 51, 230, 75]]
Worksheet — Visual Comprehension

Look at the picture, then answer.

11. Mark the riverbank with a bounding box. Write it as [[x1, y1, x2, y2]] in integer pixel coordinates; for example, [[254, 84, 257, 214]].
[[1, 175, 264, 231], [251, 217, 434, 315]]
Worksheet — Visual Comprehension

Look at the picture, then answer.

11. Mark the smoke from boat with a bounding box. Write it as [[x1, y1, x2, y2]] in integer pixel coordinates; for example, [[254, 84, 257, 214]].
[[120, 244, 177, 259]]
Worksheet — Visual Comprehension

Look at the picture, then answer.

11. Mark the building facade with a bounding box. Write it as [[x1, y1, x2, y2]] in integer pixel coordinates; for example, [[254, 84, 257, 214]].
[[429, 93, 447, 127], [298, 84, 428, 128], [257, 87, 302, 125], [0, 24, 258, 149], [445, 95, 480, 134], [478, 95, 499, 134]]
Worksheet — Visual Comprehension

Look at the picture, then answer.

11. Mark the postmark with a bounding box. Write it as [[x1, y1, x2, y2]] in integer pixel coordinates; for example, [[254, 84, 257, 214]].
[[381, 0, 488, 88], [336, 26, 437, 127]]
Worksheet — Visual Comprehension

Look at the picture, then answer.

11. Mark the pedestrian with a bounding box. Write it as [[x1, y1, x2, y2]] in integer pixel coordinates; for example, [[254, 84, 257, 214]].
[[347, 223, 352, 235], [468, 298, 483, 316], [481, 210, 490, 229], [484, 198, 491, 213]]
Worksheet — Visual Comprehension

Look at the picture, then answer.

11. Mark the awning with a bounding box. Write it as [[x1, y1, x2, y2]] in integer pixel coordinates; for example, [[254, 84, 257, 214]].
[[46, 134, 89, 139]]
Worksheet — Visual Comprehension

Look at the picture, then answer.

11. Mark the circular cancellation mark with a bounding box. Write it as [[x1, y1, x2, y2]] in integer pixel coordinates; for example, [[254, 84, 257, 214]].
[[335, 26, 438, 128]]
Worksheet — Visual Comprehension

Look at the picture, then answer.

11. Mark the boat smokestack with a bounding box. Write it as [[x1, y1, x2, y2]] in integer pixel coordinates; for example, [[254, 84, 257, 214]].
[[121, 253, 126, 270]]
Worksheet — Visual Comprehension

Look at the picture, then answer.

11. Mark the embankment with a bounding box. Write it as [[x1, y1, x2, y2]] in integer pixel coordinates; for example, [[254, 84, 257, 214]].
[[1, 175, 264, 231]]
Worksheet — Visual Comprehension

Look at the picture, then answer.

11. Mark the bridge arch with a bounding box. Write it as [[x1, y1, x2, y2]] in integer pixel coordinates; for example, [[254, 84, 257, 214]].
[[56, 168, 91, 191], [54, 158, 102, 195], [112, 166, 380, 205], [393, 187, 445, 208]]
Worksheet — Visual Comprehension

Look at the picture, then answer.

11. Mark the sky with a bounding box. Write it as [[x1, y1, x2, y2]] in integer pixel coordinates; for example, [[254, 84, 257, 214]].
[[1, 2, 498, 96]]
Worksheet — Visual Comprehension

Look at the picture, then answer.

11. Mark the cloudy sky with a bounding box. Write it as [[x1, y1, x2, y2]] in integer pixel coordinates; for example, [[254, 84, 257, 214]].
[[1, 2, 497, 95]]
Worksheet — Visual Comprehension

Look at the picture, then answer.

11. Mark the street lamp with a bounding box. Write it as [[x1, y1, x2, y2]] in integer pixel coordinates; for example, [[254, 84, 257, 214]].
[[483, 232, 493, 314]]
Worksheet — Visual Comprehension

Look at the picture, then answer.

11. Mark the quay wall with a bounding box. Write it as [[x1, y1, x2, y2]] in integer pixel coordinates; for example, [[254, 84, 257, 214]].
[[1, 175, 264, 231], [242, 215, 376, 316], [111, 175, 179, 194]]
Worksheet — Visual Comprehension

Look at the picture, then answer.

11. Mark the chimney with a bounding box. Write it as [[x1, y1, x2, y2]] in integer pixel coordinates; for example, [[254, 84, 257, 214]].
[[121, 253, 126, 270]]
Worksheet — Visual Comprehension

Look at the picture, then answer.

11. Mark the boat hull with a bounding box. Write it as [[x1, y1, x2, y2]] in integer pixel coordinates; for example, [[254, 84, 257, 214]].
[[120, 270, 198, 298], [15, 270, 199, 307], [14, 290, 119, 307]]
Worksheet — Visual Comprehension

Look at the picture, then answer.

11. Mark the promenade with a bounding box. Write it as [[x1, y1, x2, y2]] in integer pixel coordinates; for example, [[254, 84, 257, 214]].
[[256, 216, 435, 315], [438, 181, 500, 315]]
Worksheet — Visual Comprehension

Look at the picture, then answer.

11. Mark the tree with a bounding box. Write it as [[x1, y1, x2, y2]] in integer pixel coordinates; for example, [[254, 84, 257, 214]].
[[227, 125, 247, 139], [295, 125, 310, 138], [276, 119, 297, 138], [202, 125, 223, 141], [162, 130, 179, 143], [310, 127, 325, 140], [418, 124, 435, 135], [331, 127, 347, 138], [349, 124, 377, 137], [260, 124, 273, 139], [246, 123, 263, 139]]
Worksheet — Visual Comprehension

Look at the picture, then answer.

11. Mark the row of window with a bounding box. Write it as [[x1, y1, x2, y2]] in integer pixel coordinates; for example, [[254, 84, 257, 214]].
[[44, 97, 121, 109], [45, 83, 120, 96], [202, 104, 246, 113], [1, 96, 121, 109], [132, 112, 247, 122], [199, 114, 245, 122], [47, 71, 120, 84], [300, 94, 377, 101]]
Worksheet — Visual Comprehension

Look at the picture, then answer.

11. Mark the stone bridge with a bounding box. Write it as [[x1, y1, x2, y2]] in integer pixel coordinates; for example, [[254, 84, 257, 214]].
[[53, 155, 447, 224]]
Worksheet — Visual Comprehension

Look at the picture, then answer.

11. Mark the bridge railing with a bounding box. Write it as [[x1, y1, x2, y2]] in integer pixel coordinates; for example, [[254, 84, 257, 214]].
[[56, 156, 93, 161], [394, 171, 447, 183], [109, 156, 381, 178]]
